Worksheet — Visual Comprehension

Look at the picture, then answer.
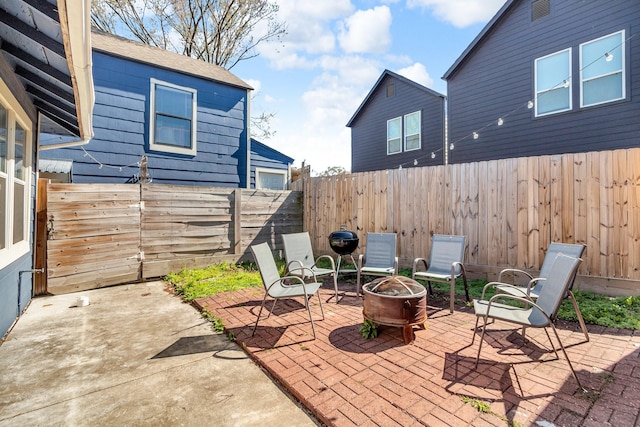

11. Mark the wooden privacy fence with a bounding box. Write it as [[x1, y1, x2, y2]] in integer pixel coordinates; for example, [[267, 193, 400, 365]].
[[293, 148, 640, 296], [42, 182, 302, 294]]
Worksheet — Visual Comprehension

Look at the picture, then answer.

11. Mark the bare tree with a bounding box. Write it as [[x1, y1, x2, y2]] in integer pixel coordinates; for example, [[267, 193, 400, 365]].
[[91, 0, 286, 70]]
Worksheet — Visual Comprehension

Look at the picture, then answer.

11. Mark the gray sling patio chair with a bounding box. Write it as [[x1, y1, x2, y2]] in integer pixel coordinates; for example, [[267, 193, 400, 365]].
[[412, 234, 469, 313], [250, 242, 325, 340], [282, 232, 338, 302], [495, 242, 588, 341], [472, 253, 584, 390], [356, 233, 398, 297]]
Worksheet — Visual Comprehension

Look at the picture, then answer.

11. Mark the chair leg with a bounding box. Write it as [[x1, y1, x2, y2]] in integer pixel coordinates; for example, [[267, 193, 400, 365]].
[[269, 299, 278, 317], [475, 315, 489, 368], [449, 276, 455, 313], [568, 291, 589, 342], [548, 323, 584, 390], [317, 290, 325, 320], [252, 293, 269, 336], [462, 274, 470, 302], [471, 315, 480, 345], [303, 293, 316, 339]]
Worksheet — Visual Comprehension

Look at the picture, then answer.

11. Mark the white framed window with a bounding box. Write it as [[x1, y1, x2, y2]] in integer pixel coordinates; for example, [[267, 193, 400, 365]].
[[387, 117, 402, 155], [580, 30, 625, 108], [404, 111, 421, 151], [149, 78, 197, 156], [256, 167, 287, 190], [535, 48, 572, 117], [0, 81, 32, 269]]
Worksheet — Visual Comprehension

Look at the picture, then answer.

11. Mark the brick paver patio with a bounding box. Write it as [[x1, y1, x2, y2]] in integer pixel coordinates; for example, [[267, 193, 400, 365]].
[[195, 279, 640, 427]]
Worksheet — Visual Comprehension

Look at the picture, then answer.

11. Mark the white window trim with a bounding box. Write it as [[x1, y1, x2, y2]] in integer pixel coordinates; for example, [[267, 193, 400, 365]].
[[404, 111, 421, 152], [255, 167, 288, 190], [534, 48, 572, 117], [386, 116, 402, 155], [149, 78, 197, 156], [0, 81, 32, 269], [579, 30, 625, 108]]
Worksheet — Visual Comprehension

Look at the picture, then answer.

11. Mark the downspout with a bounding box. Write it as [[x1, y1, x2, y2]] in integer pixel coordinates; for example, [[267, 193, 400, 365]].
[[245, 88, 251, 188]]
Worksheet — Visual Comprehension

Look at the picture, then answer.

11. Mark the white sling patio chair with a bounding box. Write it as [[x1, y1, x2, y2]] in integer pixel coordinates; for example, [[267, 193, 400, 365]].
[[412, 234, 469, 313], [282, 232, 338, 302], [356, 233, 398, 296], [472, 253, 584, 390], [495, 242, 588, 341], [250, 242, 325, 340]]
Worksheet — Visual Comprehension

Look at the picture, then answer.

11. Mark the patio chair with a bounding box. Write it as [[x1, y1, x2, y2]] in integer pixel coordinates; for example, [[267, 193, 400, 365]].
[[412, 234, 469, 313], [250, 242, 325, 340], [472, 253, 584, 389], [356, 233, 398, 296], [282, 232, 338, 302], [495, 242, 588, 341]]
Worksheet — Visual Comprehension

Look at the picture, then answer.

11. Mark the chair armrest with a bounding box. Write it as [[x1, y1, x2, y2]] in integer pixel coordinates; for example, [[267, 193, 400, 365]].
[[412, 257, 428, 277], [285, 259, 304, 275], [394, 257, 399, 275], [313, 254, 336, 271], [484, 293, 551, 324], [526, 277, 546, 294], [451, 261, 466, 278], [480, 281, 533, 300], [357, 254, 365, 270], [498, 268, 534, 284]]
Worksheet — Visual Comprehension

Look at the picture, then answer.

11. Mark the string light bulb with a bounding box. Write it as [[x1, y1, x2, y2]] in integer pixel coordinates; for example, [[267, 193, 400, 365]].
[[497, 118, 504, 126], [473, 132, 479, 140], [562, 79, 569, 88], [413, 159, 418, 166], [527, 100, 534, 109], [450, 143, 455, 150], [431, 152, 436, 159], [398, 165, 402, 170], [605, 52, 614, 62]]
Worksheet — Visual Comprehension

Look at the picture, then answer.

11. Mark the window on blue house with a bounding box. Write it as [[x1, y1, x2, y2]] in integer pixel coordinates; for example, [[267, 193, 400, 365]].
[[580, 30, 625, 108], [535, 48, 572, 117], [404, 111, 421, 151], [149, 79, 197, 156], [0, 89, 32, 269], [387, 117, 402, 155], [256, 168, 287, 190]]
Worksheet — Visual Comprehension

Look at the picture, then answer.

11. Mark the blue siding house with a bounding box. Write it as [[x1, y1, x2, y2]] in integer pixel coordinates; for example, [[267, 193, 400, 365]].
[[250, 138, 294, 190], [347, 69, 446, 172], [40, 30, 255, 187], [443, 0, 640, 164], [0, 0, 94, 338]]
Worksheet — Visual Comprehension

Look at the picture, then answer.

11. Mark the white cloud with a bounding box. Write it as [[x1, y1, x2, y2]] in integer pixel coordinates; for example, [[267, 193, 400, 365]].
[[407, 0, 507, 28], [396, 63, 434, 89], [338, 6, 393, 53]]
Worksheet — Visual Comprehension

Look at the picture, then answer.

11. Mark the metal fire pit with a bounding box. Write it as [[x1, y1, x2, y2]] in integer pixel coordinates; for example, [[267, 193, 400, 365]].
[[362, 276, 427, 344]]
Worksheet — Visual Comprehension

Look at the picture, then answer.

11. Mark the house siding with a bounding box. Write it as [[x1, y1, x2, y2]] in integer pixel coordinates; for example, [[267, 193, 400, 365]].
[[250, 139, 293, 189], [350, 74, 445, 173], [40, 51, 250, 187], [446, 0, 640, 164]]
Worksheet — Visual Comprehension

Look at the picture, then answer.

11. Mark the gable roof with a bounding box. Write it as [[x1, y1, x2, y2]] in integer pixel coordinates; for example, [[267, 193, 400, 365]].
[[442, 0, 517, 80], [0, 0, 94, 139], [251, 138, 294, 164], [91, 29, 253, 91], [346, 69, 445, 127]]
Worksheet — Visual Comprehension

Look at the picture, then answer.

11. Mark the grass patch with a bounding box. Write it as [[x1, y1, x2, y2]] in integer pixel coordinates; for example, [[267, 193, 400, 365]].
[[165, 262, 265, 302]]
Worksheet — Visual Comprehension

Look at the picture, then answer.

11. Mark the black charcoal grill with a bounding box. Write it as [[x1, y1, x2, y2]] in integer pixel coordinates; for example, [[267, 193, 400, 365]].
[[328, 227, 359, 276]]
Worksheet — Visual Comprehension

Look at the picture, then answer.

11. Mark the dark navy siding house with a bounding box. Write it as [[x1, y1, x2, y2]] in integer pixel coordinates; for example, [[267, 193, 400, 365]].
[[347, 70, 446, 173], [40, 30, 259, 187], [443, 0, 640, 164]]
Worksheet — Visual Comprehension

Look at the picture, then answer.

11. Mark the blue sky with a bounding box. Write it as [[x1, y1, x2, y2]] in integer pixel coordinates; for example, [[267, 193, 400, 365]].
[[232, 0, 508, 174]]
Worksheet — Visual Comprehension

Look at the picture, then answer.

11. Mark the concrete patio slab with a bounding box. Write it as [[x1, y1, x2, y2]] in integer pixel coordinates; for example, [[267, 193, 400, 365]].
[[0, 281, 318, 427], [195, 280, 640, 427]]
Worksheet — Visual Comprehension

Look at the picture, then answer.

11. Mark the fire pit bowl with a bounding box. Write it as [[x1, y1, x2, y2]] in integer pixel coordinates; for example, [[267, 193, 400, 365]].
[[362, 276, 427, 344], [328, 229, 359, 255]]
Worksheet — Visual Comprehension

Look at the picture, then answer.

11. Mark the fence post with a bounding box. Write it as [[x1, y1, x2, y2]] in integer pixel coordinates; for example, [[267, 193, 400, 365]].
[[234, 189, 242, 254]]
